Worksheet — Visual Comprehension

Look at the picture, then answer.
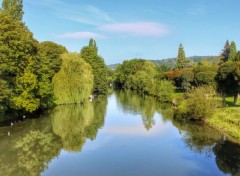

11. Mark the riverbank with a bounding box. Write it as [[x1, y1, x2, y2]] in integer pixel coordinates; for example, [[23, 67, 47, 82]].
[[206, 105, 240, 143], [174, 93, 240, 143]]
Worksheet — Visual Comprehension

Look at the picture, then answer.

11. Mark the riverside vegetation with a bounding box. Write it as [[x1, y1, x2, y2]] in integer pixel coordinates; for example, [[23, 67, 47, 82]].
[[0, 0, 240, 143]]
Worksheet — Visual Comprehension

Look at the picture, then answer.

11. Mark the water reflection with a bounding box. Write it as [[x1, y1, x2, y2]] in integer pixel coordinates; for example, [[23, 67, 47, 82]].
[[0, 96, 107, 176], [0, 115, 62, 176], [51, 96, 107, 152], [172, 120, 223, 155], [0, 92, 239, 176], [214, 140, 240, 175], [115, 90, 159, 130]]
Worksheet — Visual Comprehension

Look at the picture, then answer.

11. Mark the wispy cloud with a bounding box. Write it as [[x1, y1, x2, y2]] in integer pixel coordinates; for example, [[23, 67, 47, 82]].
[[187, 6, 206, 16], [25, 0, 114, 25], [58, 32, 105, 39], [98, 22, 170, 37]]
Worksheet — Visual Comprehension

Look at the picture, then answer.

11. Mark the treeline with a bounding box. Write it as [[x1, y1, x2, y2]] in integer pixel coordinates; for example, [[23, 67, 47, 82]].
[[113, 41, 240, 107], [114, 59, 174, 103], [0, 0, 108, 118]]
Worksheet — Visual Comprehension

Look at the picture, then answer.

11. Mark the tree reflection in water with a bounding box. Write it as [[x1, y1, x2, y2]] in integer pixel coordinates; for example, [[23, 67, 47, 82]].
[[51, 96, 107, 152], [0, 92, 239, 176]]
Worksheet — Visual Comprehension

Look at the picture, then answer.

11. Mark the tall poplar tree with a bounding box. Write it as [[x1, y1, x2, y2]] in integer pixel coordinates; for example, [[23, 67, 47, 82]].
[[1, 0, 24, 21], [81, 39, 108, 94], [229, 41, 237, 61]]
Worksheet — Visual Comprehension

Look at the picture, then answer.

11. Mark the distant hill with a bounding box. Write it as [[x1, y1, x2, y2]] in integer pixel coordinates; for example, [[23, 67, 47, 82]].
[[108, 56, 220, 70], [108, 64, 120, 70], [151, 56, 220, 70]]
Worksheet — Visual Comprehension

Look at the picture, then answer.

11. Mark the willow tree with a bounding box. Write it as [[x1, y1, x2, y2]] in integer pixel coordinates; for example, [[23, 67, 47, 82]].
[[53, 53, 93, 105]]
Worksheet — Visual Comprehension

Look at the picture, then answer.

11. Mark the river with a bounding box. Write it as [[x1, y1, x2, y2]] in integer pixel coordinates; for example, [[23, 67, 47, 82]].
[[0, 90, 239, 176]]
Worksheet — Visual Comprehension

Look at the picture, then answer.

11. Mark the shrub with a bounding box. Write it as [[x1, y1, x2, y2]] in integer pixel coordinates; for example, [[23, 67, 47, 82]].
[[175, 86, 221, 121], [154, 80, 175, 103]]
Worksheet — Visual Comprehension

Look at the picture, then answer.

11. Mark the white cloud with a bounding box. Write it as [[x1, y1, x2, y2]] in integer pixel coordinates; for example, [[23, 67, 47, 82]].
[[58, 32, 105, 39], [25, 0, 114, 25], [98, 22, 170, 37]]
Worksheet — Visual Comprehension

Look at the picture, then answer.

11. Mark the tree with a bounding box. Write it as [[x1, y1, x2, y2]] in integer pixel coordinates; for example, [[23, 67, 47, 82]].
[[216, 61, 240, 105], [81, 39, 108, 94], [53, 53, 93, 105], [37, 41, 67, 108], [0, 13, 39, 113], [1, 0, 24, 21], [228, 41, 237, 61], [220, 40, 230, 62], [177, 44, 187, 69], [193, 62, 217, 86], [89, 38, 98, 54], [236, 51, 240, 61]]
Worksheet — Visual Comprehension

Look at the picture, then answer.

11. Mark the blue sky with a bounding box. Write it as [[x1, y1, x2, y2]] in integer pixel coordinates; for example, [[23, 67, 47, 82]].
[[12, 0, 240, 64]]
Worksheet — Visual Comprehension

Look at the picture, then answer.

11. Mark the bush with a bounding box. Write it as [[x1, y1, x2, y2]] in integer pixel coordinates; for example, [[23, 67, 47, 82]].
[[154, 80, 175, 103], [175, 86, 221, 120]]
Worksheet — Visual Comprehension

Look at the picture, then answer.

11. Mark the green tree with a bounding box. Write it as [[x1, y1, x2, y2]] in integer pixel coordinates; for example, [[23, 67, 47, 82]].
[[193, 62, 217, 86], [89, 38, 98, 54], [236, 51, 240, 61], [220, 40, 230, 62], [0, 13, 39, 113], [37, 41, 67, 108], [1, 0, 24, 21], [228, 41, 237, 61], [81, 39, 108, 94], [53, 53, 93, 105], [216, 61, 240, 105], [177, 44, 187, 69]]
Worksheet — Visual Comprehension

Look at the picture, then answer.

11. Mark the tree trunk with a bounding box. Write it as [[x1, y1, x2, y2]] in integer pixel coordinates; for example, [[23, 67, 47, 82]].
[[234, 93, 238, 105], [222, 93, 226, 107]]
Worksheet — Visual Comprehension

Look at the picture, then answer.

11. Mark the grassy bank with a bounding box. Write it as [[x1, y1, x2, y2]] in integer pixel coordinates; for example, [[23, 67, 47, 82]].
[[206, 97, 240, 143], [174, 92, 240, 143]]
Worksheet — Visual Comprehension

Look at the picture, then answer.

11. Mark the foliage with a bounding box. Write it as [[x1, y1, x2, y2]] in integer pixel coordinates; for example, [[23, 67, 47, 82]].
[[167, 68, 194, 91], [37, 41, 67, 108], [215, 61, 240, 105], [0, 12, 40, 113], [193, 61, 217, 86], [1, 0, 24, 21], [176, 44, 193, 69], [220, 40, 230, 62], [81, 39, 108, 94], [53, 53, 93, 105], [154, 80, 175, 102], [115, 59, 175, 102], [229, 41, 237, 61], [174, 86, 221, 120]]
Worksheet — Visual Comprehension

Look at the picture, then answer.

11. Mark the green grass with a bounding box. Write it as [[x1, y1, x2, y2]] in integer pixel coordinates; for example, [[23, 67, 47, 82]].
[[207, 108, 240, 143], [175, 91, 240, 143]]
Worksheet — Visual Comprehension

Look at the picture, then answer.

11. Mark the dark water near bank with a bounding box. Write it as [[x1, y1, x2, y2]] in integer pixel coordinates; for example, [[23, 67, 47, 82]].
[[0, 91, 240, 176]]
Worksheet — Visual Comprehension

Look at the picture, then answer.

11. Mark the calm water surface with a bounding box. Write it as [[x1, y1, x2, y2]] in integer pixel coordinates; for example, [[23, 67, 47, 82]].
[[0, 91, 239, 176]]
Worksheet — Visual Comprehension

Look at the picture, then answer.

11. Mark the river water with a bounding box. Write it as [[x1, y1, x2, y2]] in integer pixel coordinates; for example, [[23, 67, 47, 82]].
[[0, 90, 239, 176]]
